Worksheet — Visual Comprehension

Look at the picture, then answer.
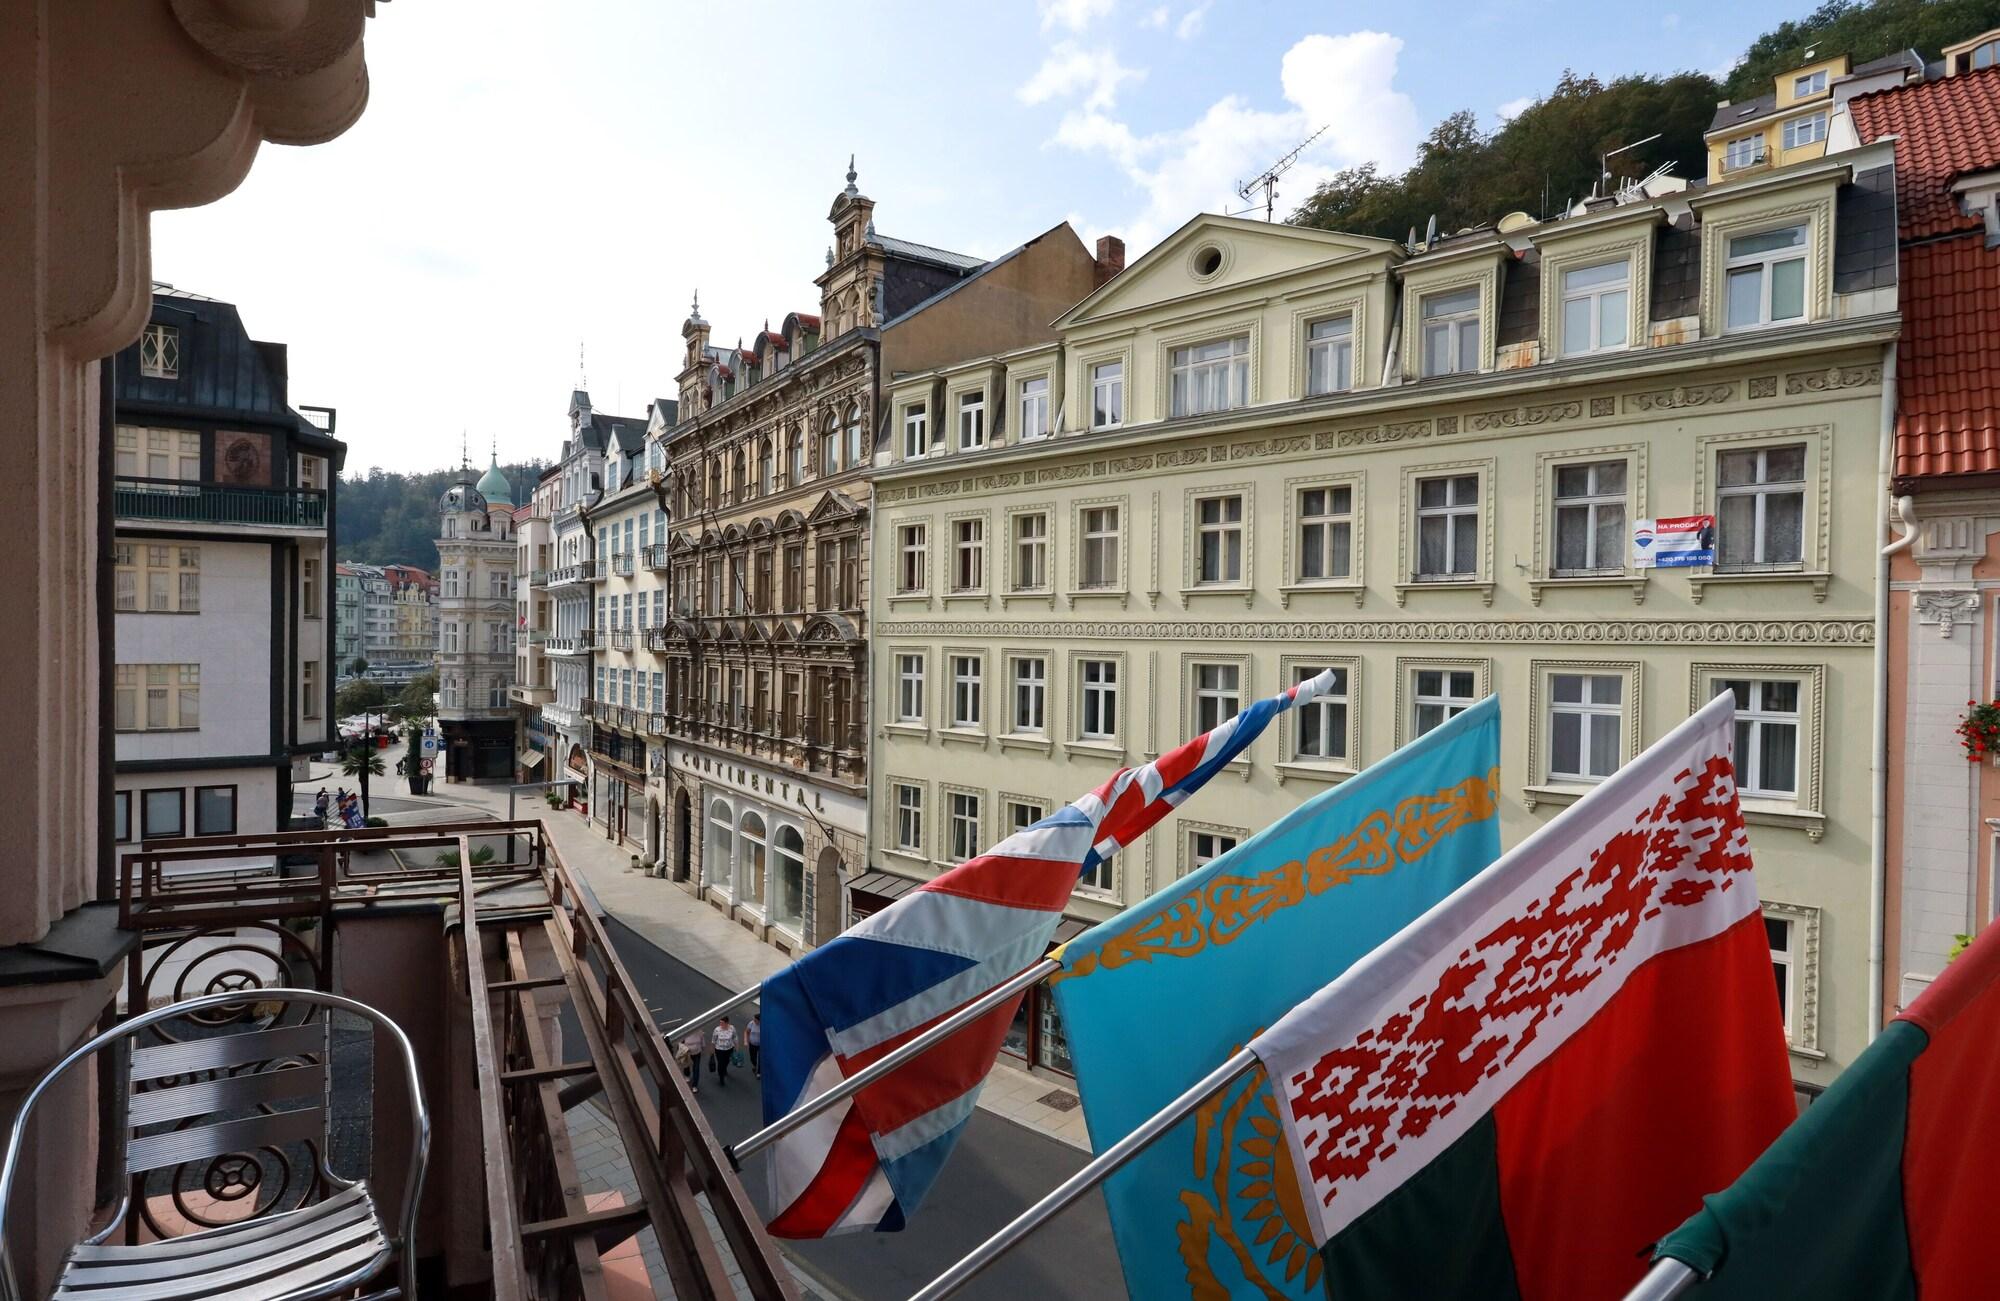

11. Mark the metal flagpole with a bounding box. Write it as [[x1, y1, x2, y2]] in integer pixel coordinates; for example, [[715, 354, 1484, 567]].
[[1623, 1259, 1699, 1300], [906, 1046, 1258, 1301], [729, 958, 1060, 1166], [663, 983, 764, 1041]]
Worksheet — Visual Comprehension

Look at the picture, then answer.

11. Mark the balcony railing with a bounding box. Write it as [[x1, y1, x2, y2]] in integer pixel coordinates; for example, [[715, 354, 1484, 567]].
[[113, 477, 328, 529], [643, 543, 670, 572], [528, 569, 550, 586], [1721, 148, 1769, 174], [544, 564, 589, 589], [585, 559, 609, 583], [607, 629, 634, 651], [544, 632, 592, 655], [612, 552, 634, 577]]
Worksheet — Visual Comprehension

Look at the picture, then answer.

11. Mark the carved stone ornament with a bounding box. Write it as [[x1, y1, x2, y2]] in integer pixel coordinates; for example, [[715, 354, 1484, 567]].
[[1914, 589, 1982, 639]]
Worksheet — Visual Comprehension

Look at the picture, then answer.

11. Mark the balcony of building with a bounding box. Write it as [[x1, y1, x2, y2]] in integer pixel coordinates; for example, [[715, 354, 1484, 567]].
[[112, 477, 329, 532], [509, 681, 554, 706], [544, 564, 591, 591], [528, 568, 550, 587], [611, 552, 634, 578], [541, 701, 580, 731], [660, 699, 864, 782], [585, 697, 646, 735], [585, 560, 610, 585], [544, 631, 593, 656], [607, 629, 635, 652], [642, 544, 670, 572], [6, 821, 794, 1301]]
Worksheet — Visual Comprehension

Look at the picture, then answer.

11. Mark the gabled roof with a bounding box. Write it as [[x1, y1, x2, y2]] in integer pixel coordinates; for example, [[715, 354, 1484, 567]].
[[1708, 93, 1781, 136]]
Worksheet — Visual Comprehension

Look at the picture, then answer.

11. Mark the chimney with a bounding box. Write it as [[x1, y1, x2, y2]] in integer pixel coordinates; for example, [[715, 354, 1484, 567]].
[[1094, 235, 1126, 287]]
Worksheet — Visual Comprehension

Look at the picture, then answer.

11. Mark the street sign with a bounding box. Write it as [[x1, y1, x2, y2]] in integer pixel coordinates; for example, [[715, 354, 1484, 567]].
[[420, 730, 439, 756], [420, 757, 434, 772], [1633, 515, 1715, 568]]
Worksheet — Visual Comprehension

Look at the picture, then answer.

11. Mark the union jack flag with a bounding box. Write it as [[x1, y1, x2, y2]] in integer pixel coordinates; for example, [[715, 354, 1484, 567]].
[[756, 668, 1341, 1237]]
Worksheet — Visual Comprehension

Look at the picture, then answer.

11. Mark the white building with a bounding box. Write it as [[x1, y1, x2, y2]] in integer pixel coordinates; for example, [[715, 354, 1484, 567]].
[[434, 456, 518, 780]]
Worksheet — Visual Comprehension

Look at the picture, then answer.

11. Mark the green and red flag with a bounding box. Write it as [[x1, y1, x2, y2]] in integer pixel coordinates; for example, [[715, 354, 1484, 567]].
[[1248, 692, 1796, 1298], [1645, 917, 2000, 1298]]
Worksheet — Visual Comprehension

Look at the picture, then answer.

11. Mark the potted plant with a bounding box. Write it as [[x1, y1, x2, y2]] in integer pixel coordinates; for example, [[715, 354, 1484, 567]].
[[1955, 698, 2000, 762]]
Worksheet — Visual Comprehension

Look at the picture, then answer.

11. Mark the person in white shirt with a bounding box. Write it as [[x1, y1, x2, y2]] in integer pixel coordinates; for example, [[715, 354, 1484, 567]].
[[676, 1027, 705, 1095], [711, 1015, 738, 1089]]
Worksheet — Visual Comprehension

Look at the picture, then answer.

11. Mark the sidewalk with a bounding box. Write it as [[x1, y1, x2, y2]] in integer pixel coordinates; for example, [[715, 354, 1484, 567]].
[[341, 765, 1093, 1153]]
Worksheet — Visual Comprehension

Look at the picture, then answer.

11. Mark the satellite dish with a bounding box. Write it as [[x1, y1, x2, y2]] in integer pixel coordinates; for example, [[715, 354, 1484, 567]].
[[1496, 211, 1536, 233], [1424, 214, 1439, 246]]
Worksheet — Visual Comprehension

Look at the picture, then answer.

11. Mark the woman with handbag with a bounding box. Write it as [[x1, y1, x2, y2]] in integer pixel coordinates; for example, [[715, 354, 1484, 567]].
[[711, 1015, 738, 1089]]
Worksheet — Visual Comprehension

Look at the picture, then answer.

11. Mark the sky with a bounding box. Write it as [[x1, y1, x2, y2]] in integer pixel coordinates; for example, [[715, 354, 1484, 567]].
[[153, 0, 1809, 475]]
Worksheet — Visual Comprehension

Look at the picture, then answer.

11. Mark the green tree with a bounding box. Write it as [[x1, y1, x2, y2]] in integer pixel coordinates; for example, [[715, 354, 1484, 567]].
[[335, 678, 388, 720], [1727, 0, 2000, 101], [340, 741, 386, 818], [348, 656, 370, 677], [394, 671, 439, 721]]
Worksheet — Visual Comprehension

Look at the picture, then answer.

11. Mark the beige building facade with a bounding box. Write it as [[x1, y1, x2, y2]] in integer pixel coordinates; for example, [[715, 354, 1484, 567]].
[[872, 146, 1899, 1090]]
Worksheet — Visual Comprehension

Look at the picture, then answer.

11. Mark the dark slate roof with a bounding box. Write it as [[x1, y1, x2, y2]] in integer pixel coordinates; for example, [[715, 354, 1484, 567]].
[[873, 233, 985, 272], [1834, 164, 1899, 294], [1709, 92, 1778, 135], [1850, 49, 1922, 78], [1494, 250, 1539, 347], [1650, 219, 1702, 322], [113, 289, 292, 422]]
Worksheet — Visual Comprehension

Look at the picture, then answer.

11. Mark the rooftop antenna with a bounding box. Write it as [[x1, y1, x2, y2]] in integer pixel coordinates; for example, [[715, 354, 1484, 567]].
[[577, 341, 587, 391], [460, 430, 469, 472], [1236, 124, 1329, 222], [1600, 132, 1662, 197]]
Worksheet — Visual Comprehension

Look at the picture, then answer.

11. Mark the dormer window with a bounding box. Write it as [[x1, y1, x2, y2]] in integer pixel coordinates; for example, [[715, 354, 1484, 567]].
[[1782, 111, 1827, 149], [958, 391, 987, 451], [1018, 376, 1050, 441], [1169, 335, 1249, 416], [902, 403, 928, 458], [139, 323, 179, 379], [1560, 260, 1630, 357], [1724, 224, 1808, 332], [1306, 316, 1354, 395], [1420, 289, 1480, 377], [1792, 69, 1827, 97]]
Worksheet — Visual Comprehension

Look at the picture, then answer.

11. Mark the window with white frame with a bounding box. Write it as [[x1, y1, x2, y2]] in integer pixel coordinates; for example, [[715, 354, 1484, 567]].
[[895, 653, 925, 723], [140, 323, 180, 379], [1718, 678, 1800, 799], [1967, 38, 2000, 70], [948, 791, 982, 863], [1019, 376, 1050, 441], [118, 426, 201, 481], [1548, 672, 1623, 781], [902, 403, 928, 458], [1724, 224, 1808, 331], [1169, 336, 1250, 417], [1724, 134, 1766, 171], [1011, 657, 1046, 733], [1194, 494, 1244, 585], [1420, 287, 1480, 377], [1091, 360, 1124, 428], [952, 518, 985, 592], [1792, 68, 1827, 97], [1079, 658, 1119, 739], [1297, 484, 1354, 582], [1306, 316, 1354, 395], [1716, 445, 1806, 569], [1012, 512, 1048, 590], [1292, 665, 1349, 763], [1190, 831, 1238, 868], [1782, 111, 1828, 149], [950, 654, 983, 729], [1192, 663, 1240, 733], [1560, 260, 1630, 356], [1767, 913, 1796, 1037], [958, 390, 987, 450], [846, 402, 865, 468], [896, 523, 927, 593], [1006, 798, 1046, 834], [1552, 460, 1628, 575], [893, 783, 924, 853], [1414, 473, 1480, 579], [1412, 668, 1478, 737], [1079, 506, 1120, 588]]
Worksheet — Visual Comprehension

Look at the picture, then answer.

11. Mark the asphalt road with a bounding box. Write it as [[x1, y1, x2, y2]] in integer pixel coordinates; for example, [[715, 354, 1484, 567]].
[[601, 915, 1125, 1301]]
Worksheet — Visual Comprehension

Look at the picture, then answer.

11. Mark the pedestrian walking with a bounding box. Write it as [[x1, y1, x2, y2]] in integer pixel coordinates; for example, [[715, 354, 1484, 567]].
[[676, 1027, 705, 1095], [313, 788, 330, 828], [712, 1015, 738, 1089], [746, 1013, 761, 1078]]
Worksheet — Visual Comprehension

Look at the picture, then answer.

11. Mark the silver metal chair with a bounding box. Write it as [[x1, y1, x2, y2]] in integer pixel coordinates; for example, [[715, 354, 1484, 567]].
[[0, 988, 428, 1300]]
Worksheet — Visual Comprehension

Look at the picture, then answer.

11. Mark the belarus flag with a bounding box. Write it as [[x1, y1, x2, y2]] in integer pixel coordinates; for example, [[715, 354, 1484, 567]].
[[1249, 692, 1796, 1298]]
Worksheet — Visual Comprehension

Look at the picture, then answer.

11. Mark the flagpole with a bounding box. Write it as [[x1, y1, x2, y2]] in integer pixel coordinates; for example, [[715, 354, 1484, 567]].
[[1622, 1259, 1698, 1300], [663, 982, 762, 1041], [906, 1046, 1257, 1301], [730, 958, 1060, 1166]]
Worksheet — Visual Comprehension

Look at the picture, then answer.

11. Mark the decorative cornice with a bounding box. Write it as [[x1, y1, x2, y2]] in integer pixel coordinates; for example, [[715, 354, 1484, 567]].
[[876, 617, 1874, 646]]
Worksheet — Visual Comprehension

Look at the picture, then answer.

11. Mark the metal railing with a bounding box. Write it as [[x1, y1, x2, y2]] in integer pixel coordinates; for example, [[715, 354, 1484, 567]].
[[544, 632, 592, 655], [544, 564, 589, 589], [113, 477, 328, 529], [611, 553, 634, 577], [607, 630, 634, 651], [642, 544, 670, 572]]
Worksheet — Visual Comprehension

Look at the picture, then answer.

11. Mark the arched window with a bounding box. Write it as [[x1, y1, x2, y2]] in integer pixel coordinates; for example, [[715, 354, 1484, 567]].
[[845, 401, 864, 469], [773, 825, 805, 931], [706, 799, 734, 896], [789, 430, 806, 485], [731, 448, 746, 501], [739, 810, 768, 910], [759, 439, 774, 495], [819, 413, 840, 477], [706, 459, 721, 508]]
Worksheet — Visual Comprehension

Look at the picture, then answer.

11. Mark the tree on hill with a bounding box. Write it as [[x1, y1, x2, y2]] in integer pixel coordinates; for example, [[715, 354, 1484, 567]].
[[1728, 0, 2000, 100], [335, 460, 547, 569]]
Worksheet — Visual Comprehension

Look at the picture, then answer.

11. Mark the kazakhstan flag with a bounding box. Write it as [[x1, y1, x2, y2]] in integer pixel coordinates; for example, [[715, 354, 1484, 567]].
[[1049, 697, 1501, 1300]]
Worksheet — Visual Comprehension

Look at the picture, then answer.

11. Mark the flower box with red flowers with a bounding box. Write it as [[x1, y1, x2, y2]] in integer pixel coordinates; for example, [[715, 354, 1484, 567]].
[[1956, 699, 2000, 762]]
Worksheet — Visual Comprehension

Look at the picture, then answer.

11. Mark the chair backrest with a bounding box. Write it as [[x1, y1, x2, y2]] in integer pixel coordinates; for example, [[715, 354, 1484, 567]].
[[0, 988, 428, 1301]]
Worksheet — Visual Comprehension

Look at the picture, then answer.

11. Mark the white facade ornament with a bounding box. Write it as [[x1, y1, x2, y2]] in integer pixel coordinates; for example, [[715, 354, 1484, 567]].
[[1914, 588, 1982, 638]]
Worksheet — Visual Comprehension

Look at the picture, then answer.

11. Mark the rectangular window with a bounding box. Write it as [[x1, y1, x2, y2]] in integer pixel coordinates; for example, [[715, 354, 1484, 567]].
[[894, 783, 925, 853], [839, 536, 859, 609], [897, 524, 927, 593], [1007, 799, 1047, 835], [1560, 260, 1630, 356], [1192, 663, 1240, 734], [142, 788, 184, 839], [1767, 914, 1795, 1036], [1080, 506, 1120, 588], [139, 323, 180, 379], [115, 544, 200, 613], [194, 785, 237, 836], [1091, 360, 1124, 428], [115, 663, 200, 732], [958, 390, 987, 450], [303, 661, 319, 719], [1724, 224, 1808, 331], [1191, 831, 1238, 868], [1293, 665, 1349, 762], [1793, 69, 1827, 97], [1420, 287, 1480, 376], [1194, 494, 1244, 585], [950, 654, 983, 729], [1012, 512, 1048, 591], [816, 540, 838, 611], [114, 791, 131, 844], [1782, 111, 1828, 149], [1011, 657, 1046, 733], [302, 558, 320, 616], [948, 791, 982, 863], [1306, 316, 1354, 395], [1297, 484, 1354, 582], [754, 549, 773, 613], [1552, 460, 1628, 575], [896, 653, 926, 723], [1548, 673, 1623, 781], [1169, 336, 1250, 417], [1413, 668, 1478, 737], [1724, 134, 1765, 171], [1079, 658, 1119, 739], [902, 403, 928, 458], [1019, 376, 1050, 441], [1720, 678, 1800, 799], [1415, 473, 1480, 579], [952, 518, 985, 592], [1716, 445, 1806, 569], [784, 544, 804, 610]]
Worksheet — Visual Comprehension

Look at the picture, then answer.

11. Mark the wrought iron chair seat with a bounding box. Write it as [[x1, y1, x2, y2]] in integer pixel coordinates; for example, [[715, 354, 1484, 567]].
[[52, 1183, 389, 1300]]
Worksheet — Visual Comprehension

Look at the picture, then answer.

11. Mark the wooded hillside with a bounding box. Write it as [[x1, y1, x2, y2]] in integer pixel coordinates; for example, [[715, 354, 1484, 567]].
[[336, 462, 547, 568]]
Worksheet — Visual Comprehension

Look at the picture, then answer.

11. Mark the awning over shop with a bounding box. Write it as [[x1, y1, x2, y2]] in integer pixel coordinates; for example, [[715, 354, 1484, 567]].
[[518, 749, 545, 769]]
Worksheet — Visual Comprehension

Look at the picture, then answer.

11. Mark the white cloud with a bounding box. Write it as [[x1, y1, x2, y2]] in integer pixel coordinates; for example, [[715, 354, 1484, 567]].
[[1141, 5, 1169, 28], [1038, 0, 1117, 32], [1176, 1, 1213, 40], [1018, 41, 1145, 112], [1046, 31, 1421, 252], [1497, 95, 1535, 122]]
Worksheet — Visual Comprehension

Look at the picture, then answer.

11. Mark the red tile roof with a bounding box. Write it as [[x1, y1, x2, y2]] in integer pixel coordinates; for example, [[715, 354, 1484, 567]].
[[1851, 68, 2000, 484]]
